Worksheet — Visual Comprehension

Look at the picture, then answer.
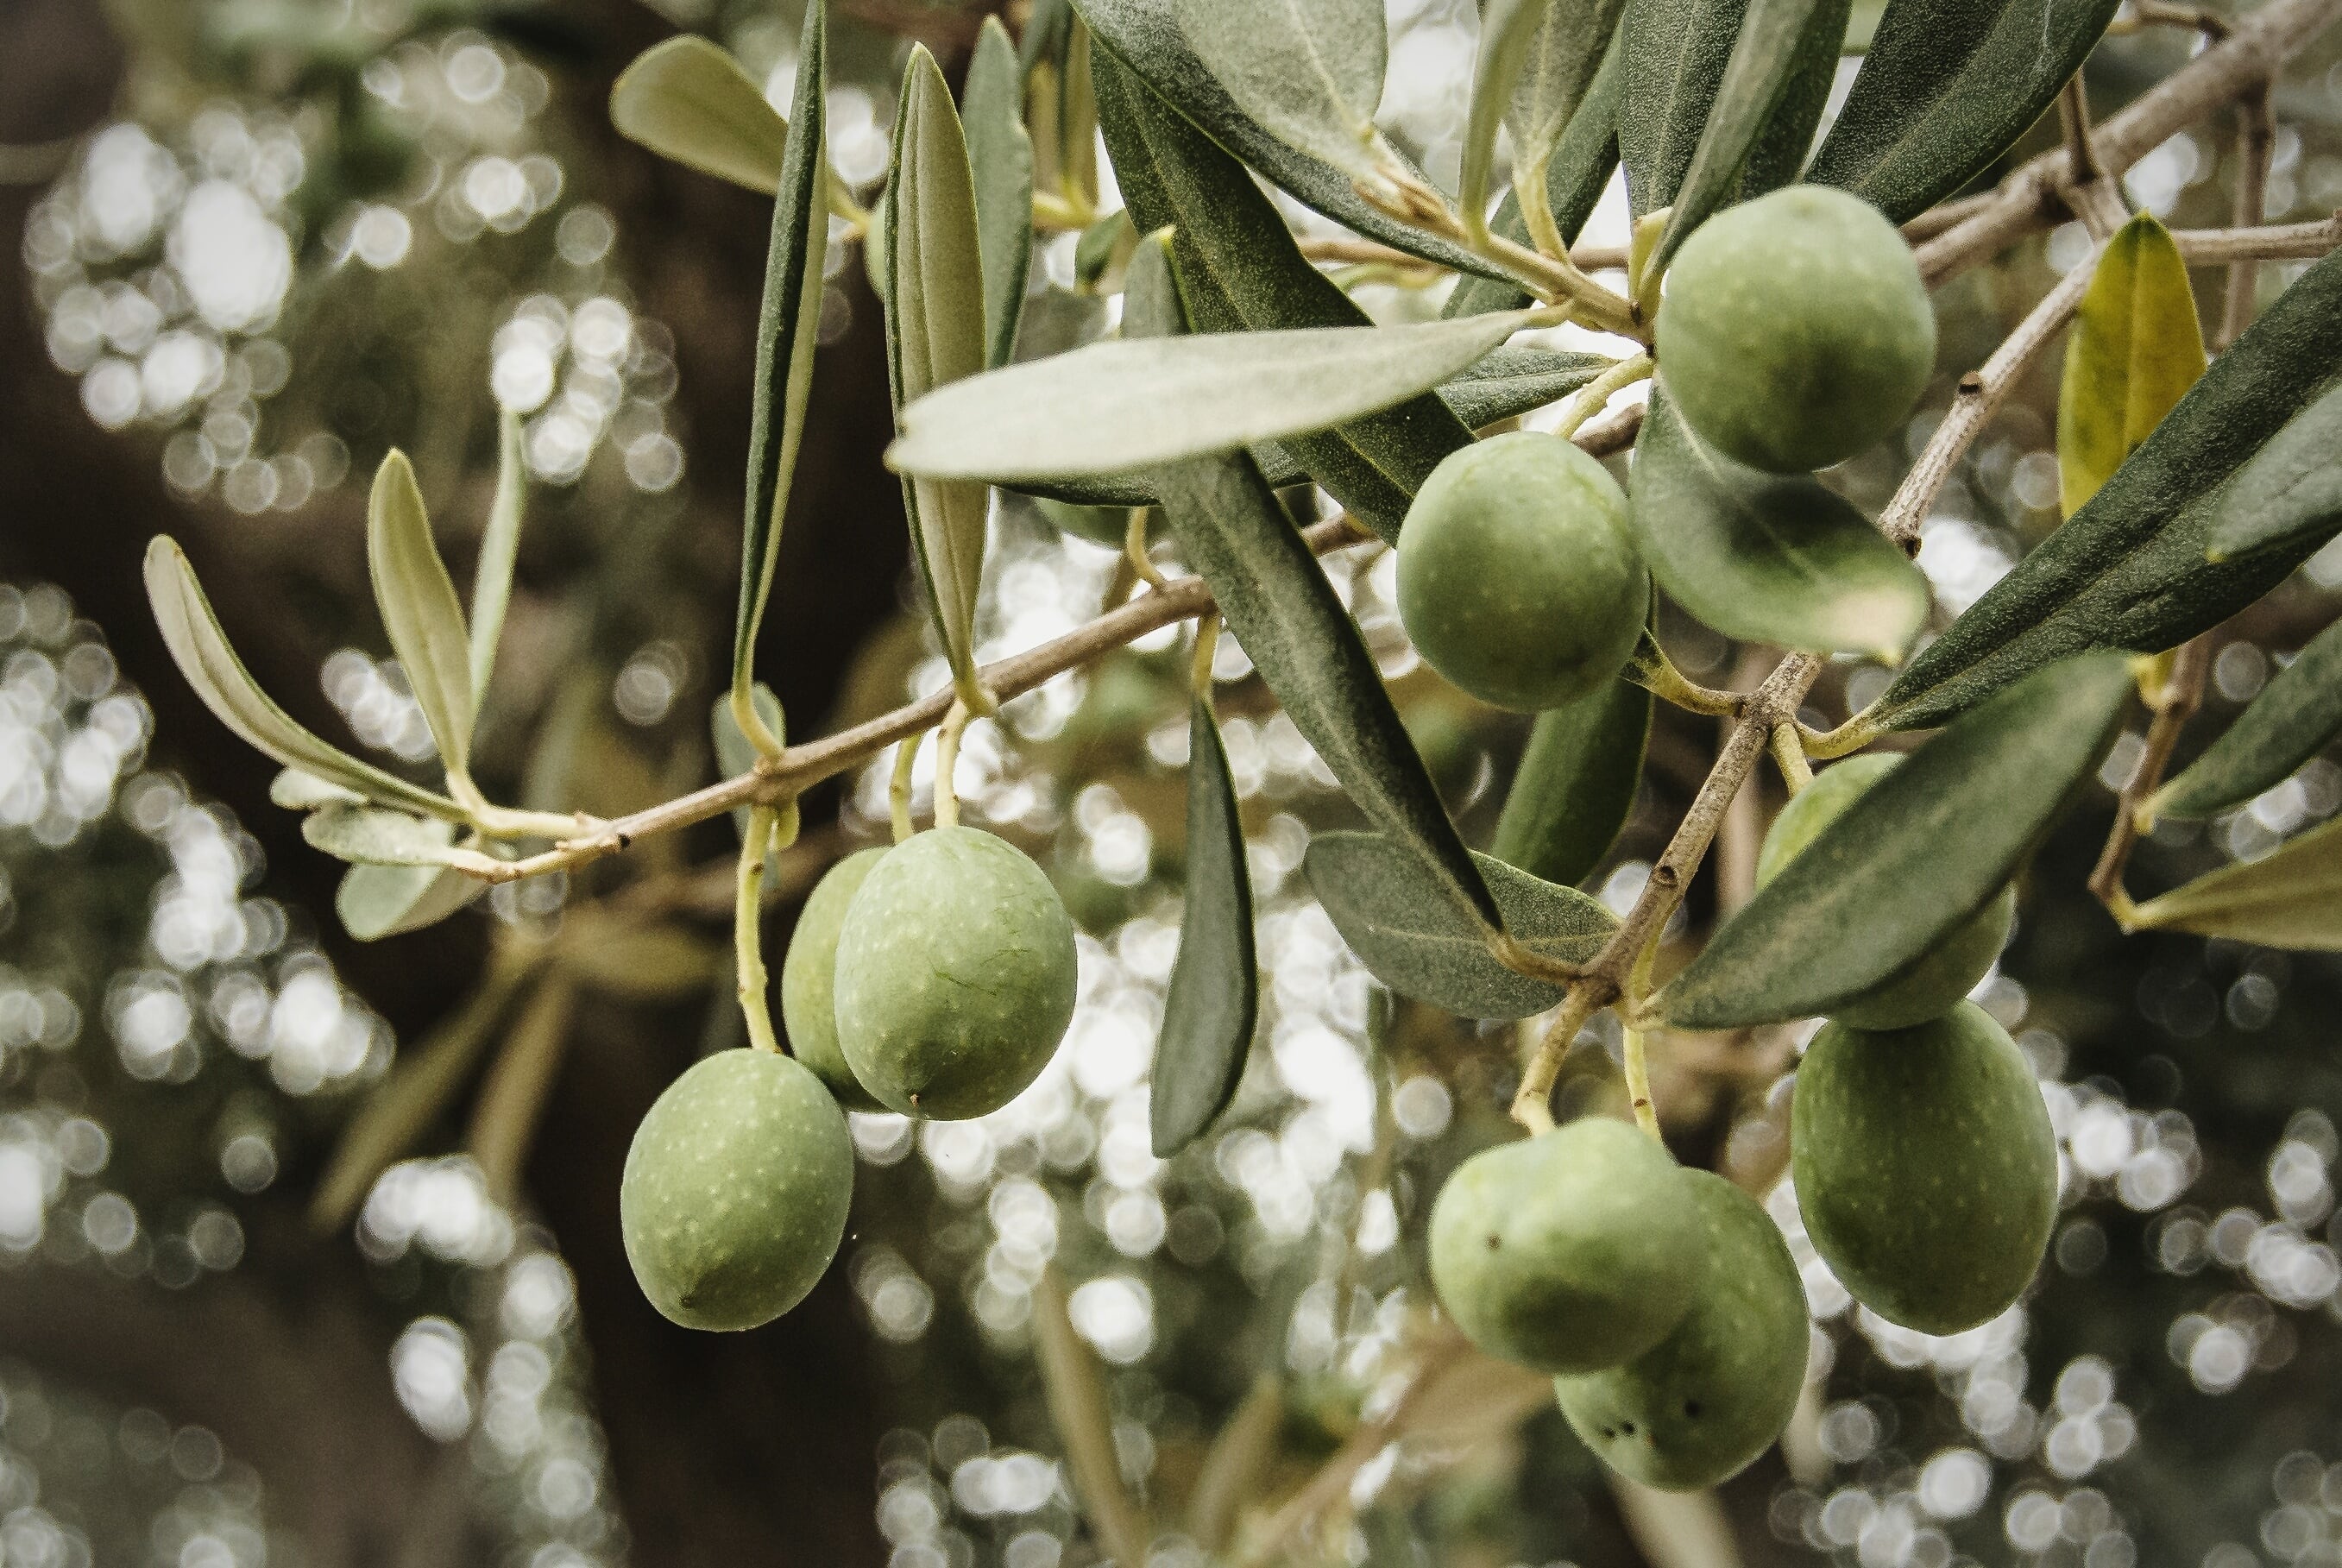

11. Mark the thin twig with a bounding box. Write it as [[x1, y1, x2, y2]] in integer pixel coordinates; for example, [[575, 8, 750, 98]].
[[2220, 86, 2276, 347], [2089, 637, 2213, 923], [1033, 1265, 1155, 1566], [2056, 73, 2131, 237]]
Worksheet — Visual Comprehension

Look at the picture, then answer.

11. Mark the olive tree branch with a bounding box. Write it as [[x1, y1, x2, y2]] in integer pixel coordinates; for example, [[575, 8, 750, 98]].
[[2088, 635, 2213, 924], [2219, 85, 2277, 347]]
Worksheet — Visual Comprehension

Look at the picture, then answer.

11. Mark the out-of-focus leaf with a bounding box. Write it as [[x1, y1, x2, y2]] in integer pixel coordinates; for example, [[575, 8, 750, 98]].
[[1075, 0, 1500, 276], [466, 978, 577, 1207], [1660, 653, 2131, 1029], [2058, 213, 2206, 518], [1869, 250, 2342, 731], [711, 684, 796, 852], [1151, 694, 1258, 1156], [609, 35, 787, 192], [1463, 0, 1623, 236], [2130, 815, 2342, 948], [731, 0, 829, 747], [965, 17, 1035, 368], [272, 768, 365, 810], [2205, 381, 2342, 563], [1174, 0, 1388, 182], [885, 45, 992, 702], [1489, 678, 1652, 886], [1448, 35, 1625, 318], [1805, 0, 2124, 222], [1073, 208, 1137, 293], [1128, 236, 1501, 931], [469, 407, 526, 705], [144, 537, 459, 821], [1306, 834, 1616, 1017], [337, 862, 488, 942], [367, 450, 475, 775], [556, 914, 724, 999], [2150, 617, 2342, 822], [303, 804, 469, 866], [1629, 387, 1928, 658]]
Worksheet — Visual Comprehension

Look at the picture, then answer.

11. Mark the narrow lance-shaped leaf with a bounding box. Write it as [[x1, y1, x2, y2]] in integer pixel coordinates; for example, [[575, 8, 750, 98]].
[[469, 407, 526, 706], [2205, 380, 2342, 564], [1449, 32, 1625, 318], [1304, 834, 1617, 1018], [885, 46, 992, 705], [1870, 249, 2342, 731], [1629, 387, 1929, 659], [1733, 0, 1847, 196], [1489, 677, 1652, 887], [338, 862, 488, 942], [304, 804, 471, 868], [467, 978, 578, 1206], [2150, 615, 2342, 822], [2129, 814, 2342, 950], [1150, 691, 1258, 1156], [732, 0, 829, 753], [2058, 212, 2207, 518], [273, 769, 365, 810], [143, 537, 460, 822], [1618, 0, 1745, 214], [1463, 0, 1623, 240], [368, 450, 475, 778], [1659, 652, 2133, 1029], [965, 16, 1035, 369], [609, 35, 790, 193], [1126, 234, 1501, 931], [1173, 0, 1389, 184]]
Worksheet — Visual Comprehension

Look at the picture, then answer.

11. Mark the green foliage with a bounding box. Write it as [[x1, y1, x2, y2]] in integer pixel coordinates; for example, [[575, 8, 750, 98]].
[[2154, 620, 2342, 822], [1149, 695, 1258, 1156], [2058, 212, 2207, 518], [366, 451, 475, 776], [469, 409, 527, 706], [779, 848, 892, 1114], [2129, 814, 2342, 948], [2206, 381, 2342, 563], [1172, 0, 1389, 184], [302, 803, 469, 867], [1489, 678, 1653, 888], [964, 17, 1036, 370], [1463, 0, 1627, 242], [608, 35, 789, 193]]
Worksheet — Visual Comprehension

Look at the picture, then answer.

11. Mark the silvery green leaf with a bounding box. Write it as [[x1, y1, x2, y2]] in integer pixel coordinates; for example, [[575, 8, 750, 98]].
[[1489, 677, 1652, 887], [1463, 0, 1624, 234], [965, 16, 1035, 369], [889, 312, 1529, 484], [144, 536, 459, 821], [1150, 695, 1258, 1156], [2150, 615, 2342, 822], [2129, 814, 2342, 950], [1448, 34, 1624, 318], [271, 768, 367, 811], [2205, 381, 2342, 564], [338, 862, 487, 942], [368, 450, 475, 776], [303, 803, 468, 867], [469, 408, 526, 706], [1173, 0, 1391, 184], [609, 35, 789, 193]]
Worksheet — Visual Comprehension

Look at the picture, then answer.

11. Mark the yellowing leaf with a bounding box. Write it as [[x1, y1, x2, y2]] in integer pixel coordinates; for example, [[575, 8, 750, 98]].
[[2130, 815, 2342, 949], [2057, 212, 2207, 517]]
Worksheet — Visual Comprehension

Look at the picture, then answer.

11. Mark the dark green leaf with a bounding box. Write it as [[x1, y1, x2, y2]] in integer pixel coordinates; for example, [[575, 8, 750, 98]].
[[368, 450, 475, 776], [1074, 207, 1136, 292], [1733, 0, 1847, 197], [1305, 833, 1616, 1017], [1619, 0, 1744, 214], [1151, 695, 1258, 1156], [608, 35, 788, 192], [1447, 34, 1624, 318], [1489, 678, 1652, 886], [469, 408, 526, 706], [1659, 652, 2132, 1029], [2151, 616, 2342, 822], [1871, 249, 2342, 731], [2129, 814, 2342, 949], [1804, 0, 2124, 222], [965, 16, 1035, 369], [1629, 387, 1929, 658], [2205, 381, 2342, 564]]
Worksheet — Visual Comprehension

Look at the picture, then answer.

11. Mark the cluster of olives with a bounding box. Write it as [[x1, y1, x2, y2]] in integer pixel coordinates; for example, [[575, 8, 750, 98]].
[[620, 825, 1078, 1331]]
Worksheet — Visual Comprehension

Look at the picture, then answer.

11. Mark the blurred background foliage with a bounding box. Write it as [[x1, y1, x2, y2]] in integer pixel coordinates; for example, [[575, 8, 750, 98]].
[[5, 2, 2342, 1566]]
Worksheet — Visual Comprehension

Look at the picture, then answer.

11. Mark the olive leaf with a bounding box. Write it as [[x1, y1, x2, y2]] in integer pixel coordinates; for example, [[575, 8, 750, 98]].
[[303, 803, 470, 867], [1489, 677, 1652, 887], [888, 312, 1528, 487], [1305, 834, 1616, 1018], [1448, 35, 1624, 318], [1089, 44, 1486, 538], [965, 16, 1035, 369], [368, 450, 475, 777], [1174, 0, 1389, 185], [1659, 652, 2133, 1030], [885, 45, 992, 705], [555, 913, 725, 999], [711, 683, 795, 852], [1870, 249, 2342, 732], [337, 862, 488, 942], [1151, 693, 1258, 1157], [732, 0, 830, 744], [1618, 0, 1747, 214], [469, 408, 526, 706], [1127, 235, 1501, 932], [1628, 387, 1929, 658], [1461, 0, 1624, 238], [2128, 815, 2342, 950], [2057, 212, 2206, 518], [609, 35, 789, 192], [2204, 381, 2342, 564], [1805, 0, 2125, 223], [2150, 617, 2342, 822], [271, 768, 366, 810], [143, 537, 461, 822], [1074, 0, 1500, 277], [467, 978, 577, 1207]]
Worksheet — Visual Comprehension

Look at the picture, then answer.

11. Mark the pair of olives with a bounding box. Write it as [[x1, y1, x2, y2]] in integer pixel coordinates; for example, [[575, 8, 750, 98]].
[[620, 826, 1078, 1332], [1765, 758, 2060, 1336], [1428, 1120, 1809, 1490]]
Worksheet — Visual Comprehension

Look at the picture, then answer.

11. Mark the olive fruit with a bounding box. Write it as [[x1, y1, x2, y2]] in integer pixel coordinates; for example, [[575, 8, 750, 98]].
[[1395, 431, 1647, 713], [620, 1048, 854, 1332], [834, 826, 1079, 1119], [1656, 186, 1936, 474], [1429, 1118, 1707, 1373], [1757, 753, 2013, 1029], [779, 847, 889, 1112], [1792, 1001, 2057, 1334], [1554, 1170, 1809, 1490]]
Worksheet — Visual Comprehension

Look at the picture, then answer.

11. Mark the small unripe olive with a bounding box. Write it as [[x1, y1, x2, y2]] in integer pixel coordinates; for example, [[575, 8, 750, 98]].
[[1757, 753, 2013, 1029], [834, 826, 1078, 1119], [1793, 1001, 2057, 1334], [1395, 431, 1647, 713], [1429, 1118, 1707, 1373], [620, 1049, 854, 1332], [1657, 186, 1936, 474], [1554, 1170, 1809, 1491], [779, 847, 890, 1112]]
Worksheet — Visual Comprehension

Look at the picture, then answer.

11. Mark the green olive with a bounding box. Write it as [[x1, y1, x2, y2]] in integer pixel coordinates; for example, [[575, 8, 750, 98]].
[[1792, 1000, 2057, 1334], [1657, 186, 1936, 474], [1758, 752, 2014, 1028], [1395, 431, 1648, 714], [779, 847, 891, 1112], [834, 826, 1079, 1119], [1429, 1118, 1707, 1373], [620, 1048, 854, 1332], [1554, 1170, 1809, 1490]]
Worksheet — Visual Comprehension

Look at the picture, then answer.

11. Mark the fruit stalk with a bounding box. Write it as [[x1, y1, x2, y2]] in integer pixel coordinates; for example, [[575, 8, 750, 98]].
[[2089, 635, 2213, 924], [735, 803, 784, 1055]]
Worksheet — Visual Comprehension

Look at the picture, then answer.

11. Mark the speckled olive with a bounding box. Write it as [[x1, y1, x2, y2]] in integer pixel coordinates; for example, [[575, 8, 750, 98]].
[[1395, 431, 1648, 713], [1554, 1170, 1809, 1490], [620, 1048, 854, 1332], [1429, 1118, 1707, 1373], [1758, 753, 2014, 1029], [834, 826, 1078, 1120], [1657, 186, 1936, 474], [1793, 1001, 2057, 1334], [779, 847, 889, 1112]]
